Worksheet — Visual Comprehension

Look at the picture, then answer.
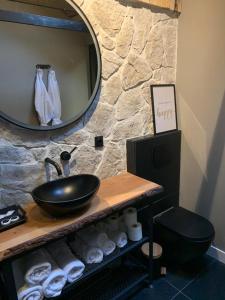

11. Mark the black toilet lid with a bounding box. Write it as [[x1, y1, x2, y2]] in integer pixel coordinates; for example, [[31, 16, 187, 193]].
[[155, 207, 215, 241]]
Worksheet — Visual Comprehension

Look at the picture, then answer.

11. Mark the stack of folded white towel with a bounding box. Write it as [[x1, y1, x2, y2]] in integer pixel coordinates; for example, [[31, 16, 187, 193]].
[[41, 250, 66, 299], [46, 240, 85, 285], [69, 216, 128, 264], [14, 241, 85, 300], [70, 235, 104, 264], [77, 225, 116, 256], [96, 215, 128, 248], [13, 209, 141, 300], [69, 225, 116, 264], [14, 249, 50, 300]]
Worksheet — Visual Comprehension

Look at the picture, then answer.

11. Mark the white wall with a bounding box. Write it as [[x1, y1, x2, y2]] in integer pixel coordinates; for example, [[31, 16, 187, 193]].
[[177, 0, 225, 250]]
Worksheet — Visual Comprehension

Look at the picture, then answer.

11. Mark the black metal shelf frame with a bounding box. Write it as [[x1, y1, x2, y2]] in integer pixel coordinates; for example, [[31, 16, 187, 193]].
[[0, 204, 154, 300]]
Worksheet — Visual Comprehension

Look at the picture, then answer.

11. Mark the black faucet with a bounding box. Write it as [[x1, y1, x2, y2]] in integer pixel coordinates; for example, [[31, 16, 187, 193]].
[[60, 146, 77, 177], [60, 146, 77, 162], [45, 158, 62, 177]]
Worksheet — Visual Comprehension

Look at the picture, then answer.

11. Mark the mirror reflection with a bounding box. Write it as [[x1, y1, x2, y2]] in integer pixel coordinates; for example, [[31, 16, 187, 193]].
[[0, 0, 100, 129]]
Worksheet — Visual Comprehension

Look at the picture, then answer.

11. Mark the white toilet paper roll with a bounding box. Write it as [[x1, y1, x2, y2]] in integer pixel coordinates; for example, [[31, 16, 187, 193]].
[[127, 223, 143, 242], [123, 207, 137, 228], [107, 214, 119, 231]]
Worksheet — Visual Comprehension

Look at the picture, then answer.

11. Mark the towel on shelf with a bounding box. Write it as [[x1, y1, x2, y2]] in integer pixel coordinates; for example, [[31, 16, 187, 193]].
[[96, 219, 128, 249], [42, 252, 66, 298], [13, 258, 44, 300], [22, 249, 52, 285], [77, 225, 116, 256], [108, 230, 128, 248], [69, 236, 103, 264], [48, 70, 62, 125], [17, 285, 43, 300], [46, 240, 85, 283], [35, 68, 53, 126], [107, 215, 128, 248]]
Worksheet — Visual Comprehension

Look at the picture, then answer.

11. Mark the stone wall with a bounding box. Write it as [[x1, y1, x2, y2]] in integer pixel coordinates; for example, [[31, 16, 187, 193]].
[[0, 0, 178, 208]]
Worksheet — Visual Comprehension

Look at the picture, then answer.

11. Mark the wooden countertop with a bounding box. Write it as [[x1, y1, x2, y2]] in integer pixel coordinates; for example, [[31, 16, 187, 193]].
[[0, 172, 162, 262]]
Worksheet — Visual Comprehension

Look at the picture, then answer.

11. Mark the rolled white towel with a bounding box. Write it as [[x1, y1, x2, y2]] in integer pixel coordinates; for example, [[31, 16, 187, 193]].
[[46, 240, 85, 283], [48, 70, 62, 126], [42, 252, 67, 298], [77, 225, 116, 256], [96, 221, 128, 248], [20, 249, 51, 285], [17, 285, 43, 300], [69, 236, 103, 264], [35, 68, 53, 126], [108, 230, 128, 248], [13, 258, 44, 300]]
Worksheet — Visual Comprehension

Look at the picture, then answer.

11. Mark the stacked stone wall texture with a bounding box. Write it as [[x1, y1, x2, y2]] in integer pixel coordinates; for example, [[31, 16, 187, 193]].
[[0, 0, 178, 207]]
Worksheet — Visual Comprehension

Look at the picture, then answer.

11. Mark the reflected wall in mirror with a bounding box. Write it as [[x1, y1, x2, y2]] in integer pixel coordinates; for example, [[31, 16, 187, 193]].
[[0, 0, 101, 130]]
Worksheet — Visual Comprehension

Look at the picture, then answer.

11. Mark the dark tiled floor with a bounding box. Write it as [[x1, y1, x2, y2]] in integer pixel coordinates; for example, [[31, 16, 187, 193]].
[[173, 293, 190, 299], [132, 279, 179, 300], [131, 255, 225, 300]]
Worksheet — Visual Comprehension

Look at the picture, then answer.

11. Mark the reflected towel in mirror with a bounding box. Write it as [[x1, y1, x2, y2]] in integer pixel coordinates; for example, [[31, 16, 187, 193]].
[[48, 70, 62, 125], [35, 68, 53, 126]]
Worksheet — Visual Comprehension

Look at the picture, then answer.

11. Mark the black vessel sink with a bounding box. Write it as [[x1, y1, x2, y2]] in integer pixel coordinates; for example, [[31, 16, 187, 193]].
[[32, 174, 100, 217]]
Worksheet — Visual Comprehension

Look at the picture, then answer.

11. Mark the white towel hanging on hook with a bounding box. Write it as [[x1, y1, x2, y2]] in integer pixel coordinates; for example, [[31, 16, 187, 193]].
[[34, 68, 53, 126], [48, 70, 62, 125]]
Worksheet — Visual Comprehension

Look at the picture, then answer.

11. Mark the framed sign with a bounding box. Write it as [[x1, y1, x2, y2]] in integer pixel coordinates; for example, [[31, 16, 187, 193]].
[[151, 84, 178, 135]]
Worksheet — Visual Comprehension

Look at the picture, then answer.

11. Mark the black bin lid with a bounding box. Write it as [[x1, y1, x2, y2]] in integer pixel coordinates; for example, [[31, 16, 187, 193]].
[[155, 207, 215, 242]]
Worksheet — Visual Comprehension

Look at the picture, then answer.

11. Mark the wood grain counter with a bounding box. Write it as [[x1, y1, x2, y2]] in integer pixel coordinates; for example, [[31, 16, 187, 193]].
[[0, 172, 162, 262]]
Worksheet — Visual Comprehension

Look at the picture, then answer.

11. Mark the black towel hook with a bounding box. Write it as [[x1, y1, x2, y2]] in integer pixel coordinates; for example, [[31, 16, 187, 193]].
[[36, 64, 51, 69]]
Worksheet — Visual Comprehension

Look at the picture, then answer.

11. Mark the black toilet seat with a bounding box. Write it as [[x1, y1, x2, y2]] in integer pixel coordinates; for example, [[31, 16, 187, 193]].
[[155, 207, 215, 242]]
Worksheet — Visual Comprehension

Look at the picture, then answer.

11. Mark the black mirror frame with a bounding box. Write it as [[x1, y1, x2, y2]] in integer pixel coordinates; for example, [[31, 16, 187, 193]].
[[0, 0, 102, 131]]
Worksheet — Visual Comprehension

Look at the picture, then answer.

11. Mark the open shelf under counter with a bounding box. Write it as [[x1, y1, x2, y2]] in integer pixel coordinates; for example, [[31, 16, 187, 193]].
[[47, 236, 149, 300]]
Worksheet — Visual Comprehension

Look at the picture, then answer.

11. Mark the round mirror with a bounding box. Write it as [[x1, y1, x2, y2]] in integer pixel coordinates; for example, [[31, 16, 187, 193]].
[[0, 0, 101, 130]]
